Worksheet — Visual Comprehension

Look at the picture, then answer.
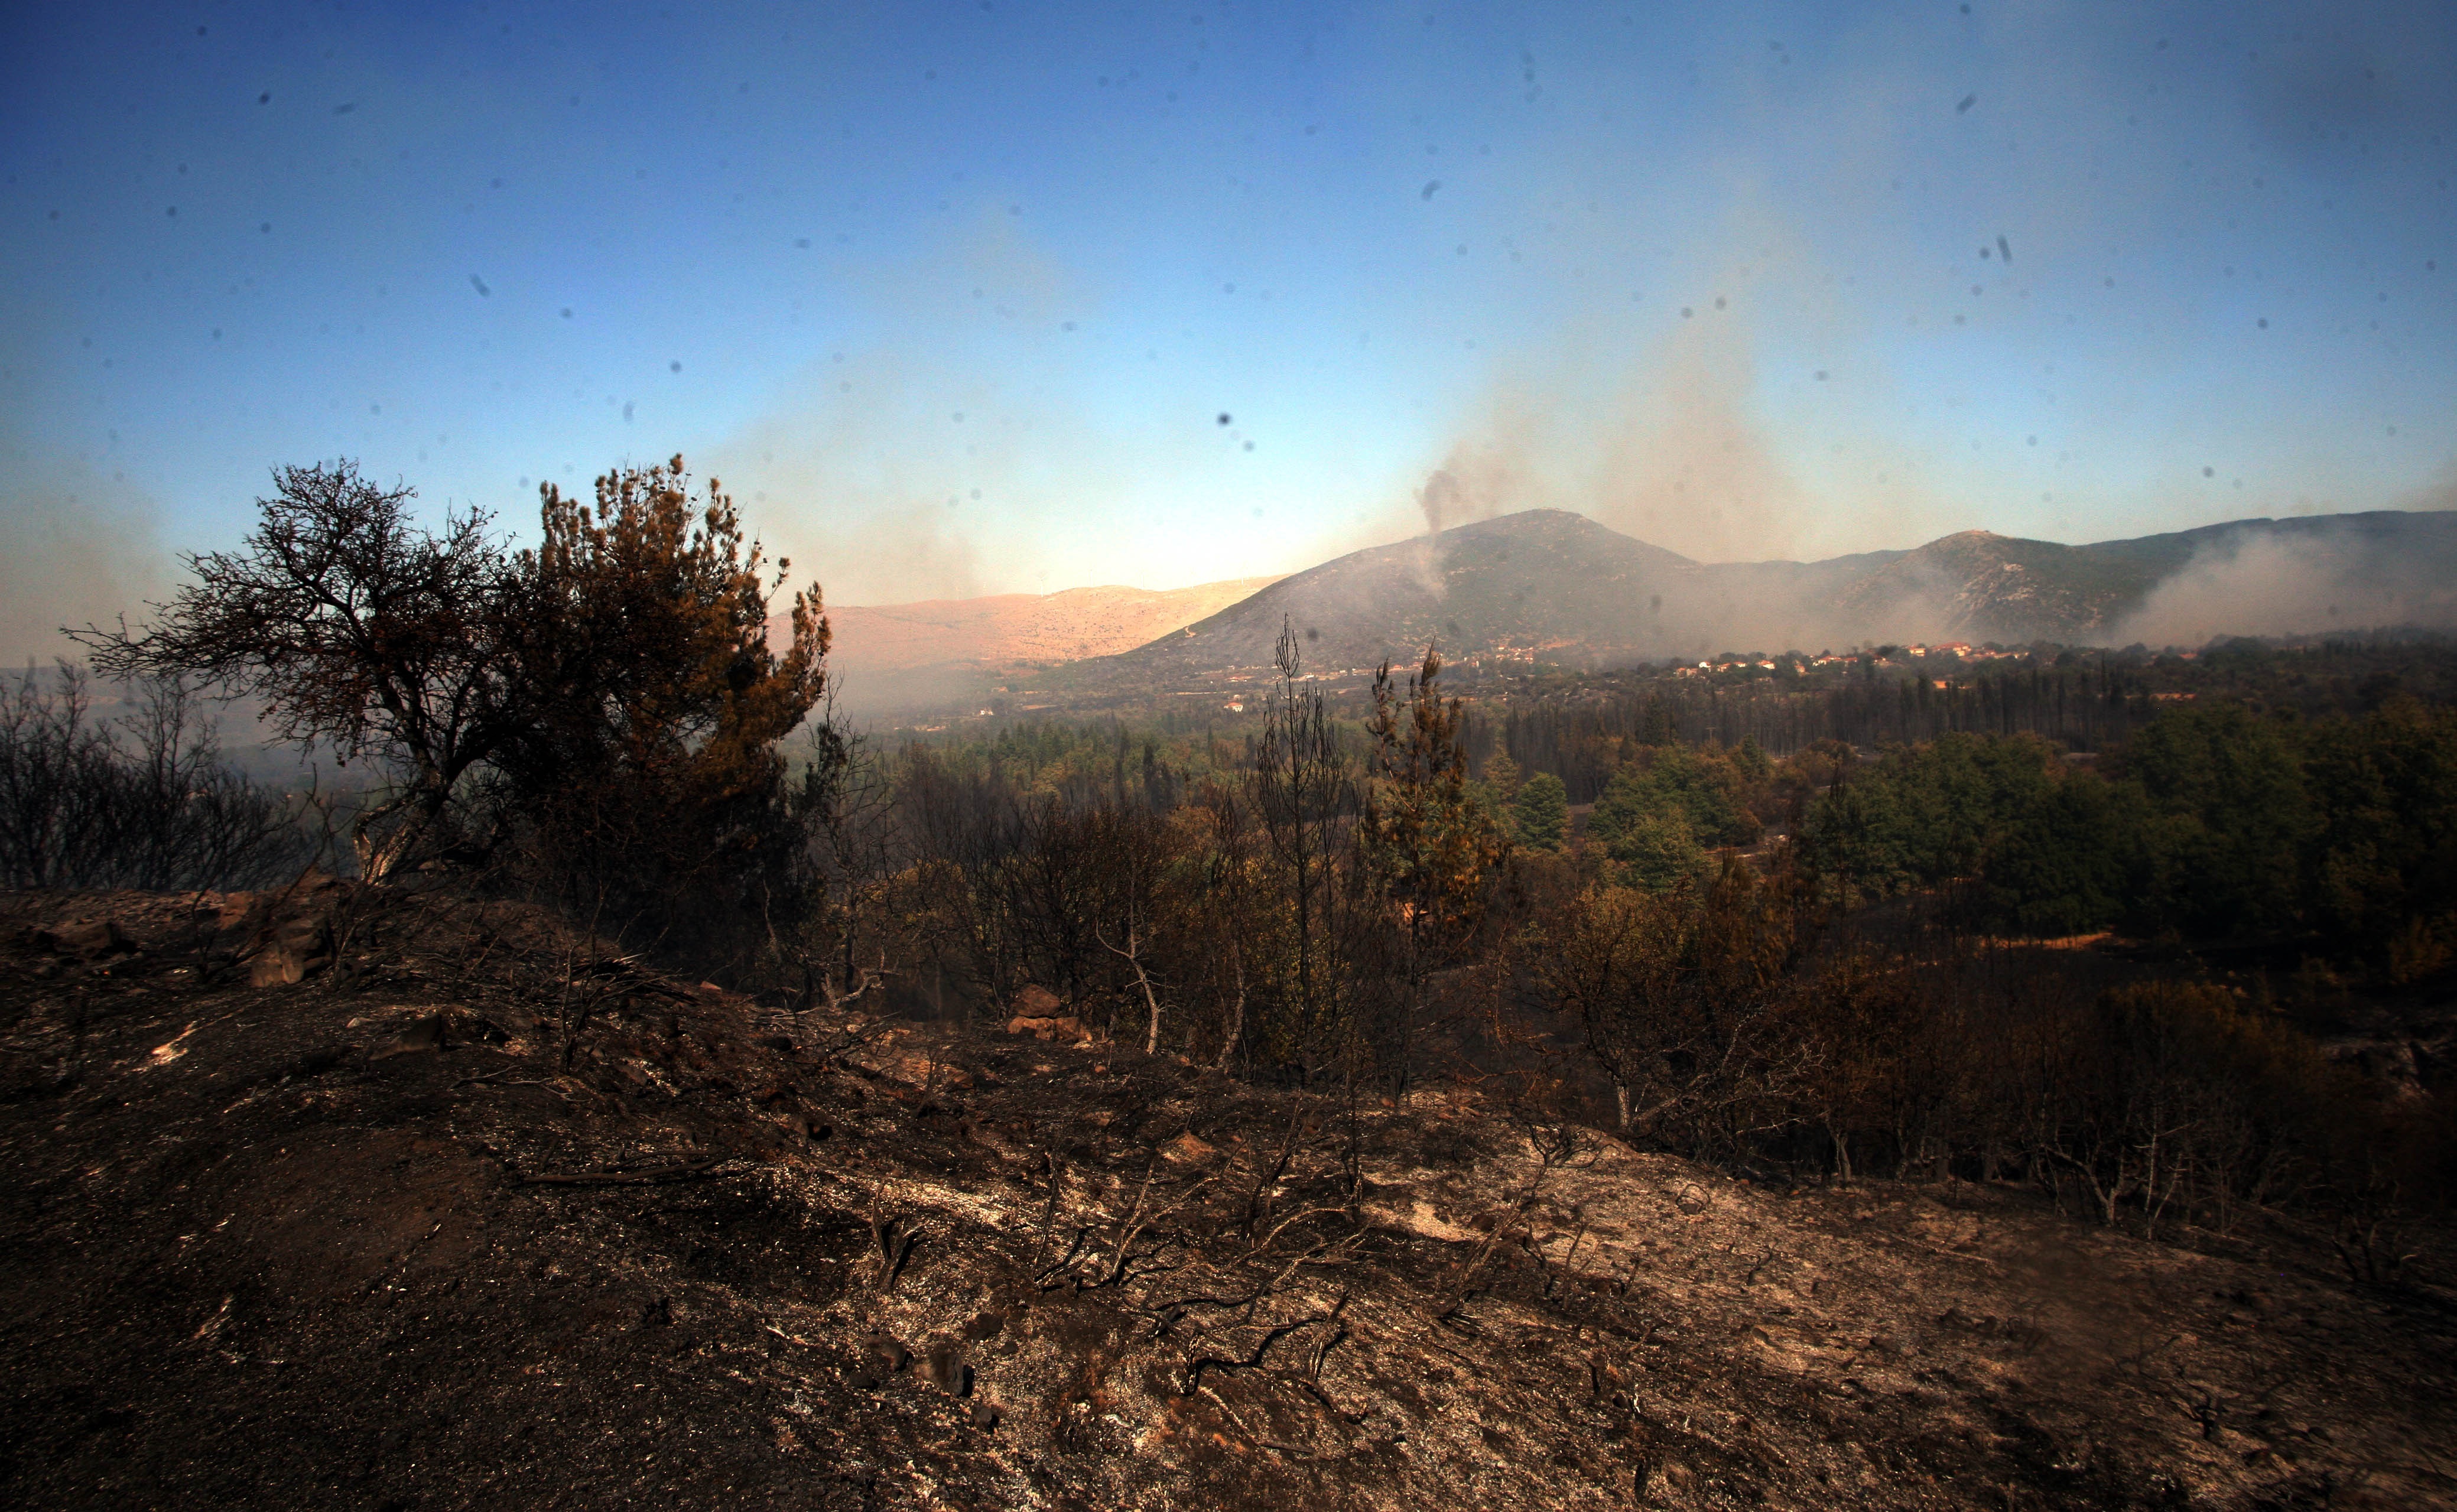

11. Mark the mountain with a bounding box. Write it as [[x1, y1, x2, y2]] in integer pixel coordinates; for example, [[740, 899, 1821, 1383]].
[[1092, 508, 2457, 681], [1825, 511, 2457, 645], [1113, 510, 1697, 678]]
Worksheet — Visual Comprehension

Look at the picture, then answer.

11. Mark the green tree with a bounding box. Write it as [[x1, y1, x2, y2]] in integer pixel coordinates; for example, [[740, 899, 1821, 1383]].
[[1798, 732, 2062, 898], [2125, 703, 2312, 937], [2302, 698, 2457, 963], [1588, 744, 1760, 854], [1608, 806, 1707, 892], [1481, 751, 1523, 803], [1512, 772, 1568, 851], [1980, 770, 2150, 936], [1733, 733, 1772, 783]]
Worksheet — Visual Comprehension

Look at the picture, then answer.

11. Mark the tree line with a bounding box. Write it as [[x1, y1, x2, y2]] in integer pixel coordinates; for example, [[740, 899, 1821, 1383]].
[[1798, 700, 2457, 971], [1470, 632, 2457, 802]]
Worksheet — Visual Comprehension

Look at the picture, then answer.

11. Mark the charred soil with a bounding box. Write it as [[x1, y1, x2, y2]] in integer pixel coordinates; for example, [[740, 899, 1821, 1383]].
[[4, 885, 2453, 1510]]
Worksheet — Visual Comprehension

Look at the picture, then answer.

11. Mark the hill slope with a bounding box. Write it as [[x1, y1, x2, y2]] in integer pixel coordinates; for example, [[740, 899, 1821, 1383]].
[[9, 887, 2457, 1508], [4, 886, 2450, 1508], [1126, 510, 1698, 677]]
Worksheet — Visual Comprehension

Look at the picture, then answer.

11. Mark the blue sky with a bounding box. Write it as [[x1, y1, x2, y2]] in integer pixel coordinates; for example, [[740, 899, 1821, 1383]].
[[4, 0, 2452, 658]]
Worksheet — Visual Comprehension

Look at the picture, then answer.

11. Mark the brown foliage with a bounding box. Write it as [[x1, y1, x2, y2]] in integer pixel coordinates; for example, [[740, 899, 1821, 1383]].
[[492, 457, 830, 964]]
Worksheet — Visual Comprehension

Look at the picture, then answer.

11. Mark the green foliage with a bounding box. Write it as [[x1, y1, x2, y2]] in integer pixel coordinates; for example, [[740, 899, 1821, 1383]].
[[1512, 772, 1568, 852], [1588, 743, 1761, 856], [1605, 806, 1707, 892], [2123, 703, 2313, 936], [1798, 732, 2062, 895], [1480, 752, 1523, 804], [1978, 771, 2149, 935], [1798, 698, 2457, 957], [2300, 698, 2457, 953], [1734, 734, 1772, 783]]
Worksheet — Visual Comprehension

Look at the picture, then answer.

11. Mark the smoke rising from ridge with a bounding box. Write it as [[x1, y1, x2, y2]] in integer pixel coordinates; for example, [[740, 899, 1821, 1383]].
[[2112, 515, 2457, 649]]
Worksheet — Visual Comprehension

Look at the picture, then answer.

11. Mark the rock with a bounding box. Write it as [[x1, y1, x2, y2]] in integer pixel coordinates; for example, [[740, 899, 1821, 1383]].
[[861, 1334, 909, 1373], [372, 1013, 447, 1059], [918, 1342, 969, 1396], [1161, 1131, 1216, 1165], [970, 1401, 1000, 1429], [1012, 983, 1064, 1016], [248, 911, 336, 986], [248, 945, 314, 987], [1007, 1014, 1090, 1045], [272, 915, 332, 957], [960, 1310, 1006, 1342], [56, 919, 135, 958]]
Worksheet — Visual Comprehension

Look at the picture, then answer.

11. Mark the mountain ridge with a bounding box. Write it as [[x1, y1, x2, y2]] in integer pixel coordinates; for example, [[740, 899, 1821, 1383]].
[[1097, 507, 2457, 681]]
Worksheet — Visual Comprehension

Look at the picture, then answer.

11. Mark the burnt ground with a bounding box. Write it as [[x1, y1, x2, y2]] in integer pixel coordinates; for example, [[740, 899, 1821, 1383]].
[[3, 884, 2455, 1511]]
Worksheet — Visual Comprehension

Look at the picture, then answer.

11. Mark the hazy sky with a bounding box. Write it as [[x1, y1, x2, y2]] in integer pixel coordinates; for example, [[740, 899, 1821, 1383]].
[[5, 0, 2453, 658]]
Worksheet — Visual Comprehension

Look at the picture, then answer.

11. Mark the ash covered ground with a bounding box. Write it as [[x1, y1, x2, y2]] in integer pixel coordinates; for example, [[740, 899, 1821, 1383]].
[[4, 883, 2453, 1510]]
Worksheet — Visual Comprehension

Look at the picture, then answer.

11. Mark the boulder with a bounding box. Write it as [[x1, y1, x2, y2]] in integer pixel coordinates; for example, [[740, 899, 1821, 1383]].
[[55, 918, 136, 958], [248, 911, 336, 986], [918, 1342, 969, 1396], [1006, 1014, 1090, 1045], [1005, 984, 1093, 1043], [248, 944, 324, 987]]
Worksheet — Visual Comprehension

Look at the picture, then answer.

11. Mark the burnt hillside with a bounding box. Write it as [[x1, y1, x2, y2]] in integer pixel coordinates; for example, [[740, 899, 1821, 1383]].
[[4, 883, 2453, 1510]]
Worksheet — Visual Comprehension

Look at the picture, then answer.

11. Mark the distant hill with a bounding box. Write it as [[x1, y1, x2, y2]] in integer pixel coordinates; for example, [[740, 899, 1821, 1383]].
[[1821, 512, 2457, 645], [1113, 511, 1699, 678], [814, 575, 1283, 707], [1096, 508, 2457, 679]]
